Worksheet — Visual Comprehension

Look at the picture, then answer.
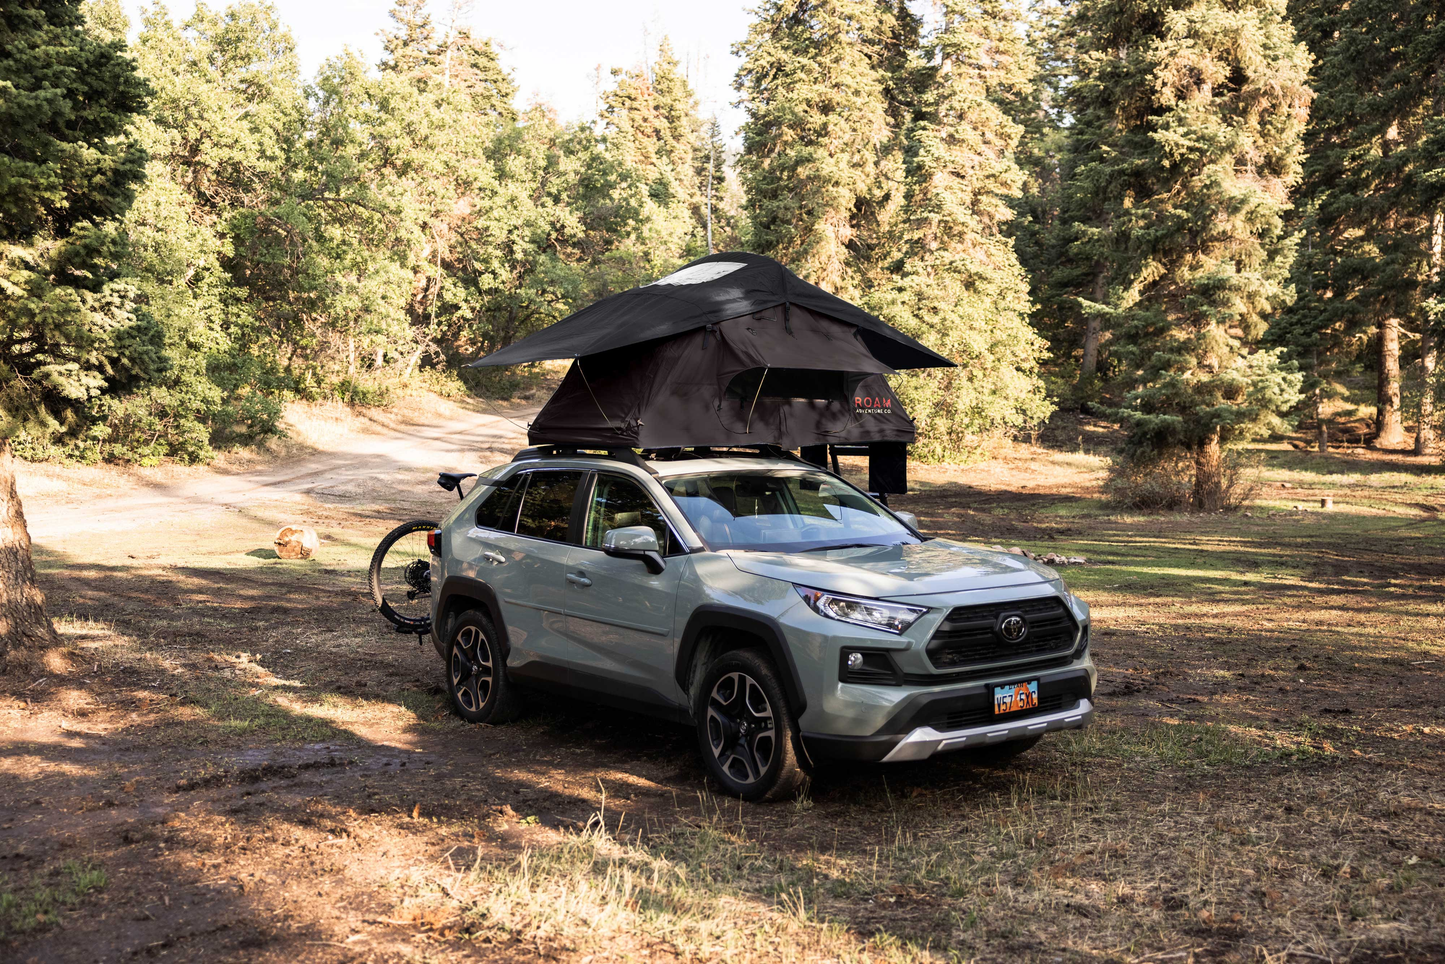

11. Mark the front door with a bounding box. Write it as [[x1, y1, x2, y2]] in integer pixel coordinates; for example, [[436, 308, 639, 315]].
[[563, 472, 684, 707]]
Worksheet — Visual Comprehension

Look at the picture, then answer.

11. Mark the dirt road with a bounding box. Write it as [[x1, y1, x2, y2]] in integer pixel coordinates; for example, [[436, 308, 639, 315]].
[[22, 397, 536, 540]]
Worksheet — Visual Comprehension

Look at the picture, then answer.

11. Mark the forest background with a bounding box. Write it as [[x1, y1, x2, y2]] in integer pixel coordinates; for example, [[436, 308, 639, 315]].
[[3, 0, 1443, 512]]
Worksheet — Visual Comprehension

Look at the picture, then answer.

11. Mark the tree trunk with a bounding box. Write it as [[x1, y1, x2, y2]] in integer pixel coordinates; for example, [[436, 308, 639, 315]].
[[1078, 264, 1106, 383], [1192, 429, 1224, 512], [0, 439, 59, 673], [1420, 329, 1438, 455], [1375, 316, 1406, 447], [1420, 207, 1443, 455]]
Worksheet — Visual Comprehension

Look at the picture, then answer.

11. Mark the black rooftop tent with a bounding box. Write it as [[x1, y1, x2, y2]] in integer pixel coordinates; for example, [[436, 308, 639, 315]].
[[468, 253, 954, 487]]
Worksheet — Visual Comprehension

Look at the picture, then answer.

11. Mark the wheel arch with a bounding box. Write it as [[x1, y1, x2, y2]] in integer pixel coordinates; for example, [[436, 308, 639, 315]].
[[435, 577, 511, 660], [675, 605, 807, 717]]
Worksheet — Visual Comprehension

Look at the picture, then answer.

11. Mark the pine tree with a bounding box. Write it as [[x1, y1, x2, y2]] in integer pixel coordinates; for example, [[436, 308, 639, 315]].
[[1283, 0, 1445, 452], [0, 0, 154, 670], [379, 0, 435, 78], [1009, 0, 1081, 389], [1061, 0, 1311, 508], [867, 0, 1052, 458], [734, 0, 898, 297], [443, 28, 516, 118]]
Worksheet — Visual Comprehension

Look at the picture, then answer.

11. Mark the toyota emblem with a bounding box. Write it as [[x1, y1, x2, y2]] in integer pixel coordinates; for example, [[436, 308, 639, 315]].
[[998, 614, 1028, 642]]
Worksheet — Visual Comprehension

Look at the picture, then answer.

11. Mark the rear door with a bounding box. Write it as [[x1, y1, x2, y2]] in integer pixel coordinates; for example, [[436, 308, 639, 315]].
[[497, 469, 586, 672], [563, 472, 685, 706]]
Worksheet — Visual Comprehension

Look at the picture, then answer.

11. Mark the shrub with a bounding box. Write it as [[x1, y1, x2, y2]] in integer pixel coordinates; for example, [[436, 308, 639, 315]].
[[1106, 448, 1262, 511]]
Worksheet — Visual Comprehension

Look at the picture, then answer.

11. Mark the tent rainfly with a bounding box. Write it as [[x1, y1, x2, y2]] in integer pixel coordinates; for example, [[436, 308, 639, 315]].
[[468, 252, 954, 457]]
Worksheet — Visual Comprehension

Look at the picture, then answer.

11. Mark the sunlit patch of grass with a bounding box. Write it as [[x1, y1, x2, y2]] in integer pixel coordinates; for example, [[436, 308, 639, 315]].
[[401, 816, 941, 963], [185, 686, 342, 744], [0, 861, 107, 939], [1056, 718, 1283, 769]]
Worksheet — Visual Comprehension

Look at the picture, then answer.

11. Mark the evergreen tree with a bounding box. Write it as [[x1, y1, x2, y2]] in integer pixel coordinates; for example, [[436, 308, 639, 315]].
[[867, 0, 1052, 459], [1009, 0, 1080, 388], [1061, 0, 1312, 508], [1282, 0, 1445, 452], [734, 0, 898, 297], [379, 0, 435, 78], [0, 0, 154, 669], [443, 28, 516, 119]]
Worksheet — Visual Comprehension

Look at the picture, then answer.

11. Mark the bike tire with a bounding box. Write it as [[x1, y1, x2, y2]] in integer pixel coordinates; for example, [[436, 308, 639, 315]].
[[370, 519, 439, 631]]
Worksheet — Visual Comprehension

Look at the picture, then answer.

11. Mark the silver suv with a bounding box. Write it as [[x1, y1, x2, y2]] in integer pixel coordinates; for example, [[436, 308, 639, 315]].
[[429, 448, 1095, 801]]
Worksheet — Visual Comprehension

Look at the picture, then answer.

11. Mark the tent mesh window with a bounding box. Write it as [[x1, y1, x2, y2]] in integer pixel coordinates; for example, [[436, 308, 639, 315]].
[[724, 368, 849, 402]]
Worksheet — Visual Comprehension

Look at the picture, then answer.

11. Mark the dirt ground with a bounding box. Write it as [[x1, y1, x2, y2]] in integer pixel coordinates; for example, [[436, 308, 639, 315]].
[[1, 401, 1441, 964]]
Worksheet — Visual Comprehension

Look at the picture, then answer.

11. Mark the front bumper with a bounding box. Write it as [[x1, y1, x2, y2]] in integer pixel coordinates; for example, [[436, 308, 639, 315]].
[[880, 698, 1093, 761], [801, 664, 1095, 763]]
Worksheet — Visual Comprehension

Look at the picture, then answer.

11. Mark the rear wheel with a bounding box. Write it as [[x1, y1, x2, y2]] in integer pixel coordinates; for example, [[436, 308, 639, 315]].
[[369, 519, 438, 632], [695, 649, 808, 802], [447, 610, 521, 724]]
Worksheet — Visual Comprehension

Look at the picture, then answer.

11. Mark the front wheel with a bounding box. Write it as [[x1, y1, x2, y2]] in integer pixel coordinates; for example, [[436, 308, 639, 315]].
[[369, 519, 438, 632], [695, 649, 808, 802]]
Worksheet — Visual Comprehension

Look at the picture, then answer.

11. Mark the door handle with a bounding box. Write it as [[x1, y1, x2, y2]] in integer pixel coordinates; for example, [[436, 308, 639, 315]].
[[481, 551, 506, 565], [566, 571, 592, 588]]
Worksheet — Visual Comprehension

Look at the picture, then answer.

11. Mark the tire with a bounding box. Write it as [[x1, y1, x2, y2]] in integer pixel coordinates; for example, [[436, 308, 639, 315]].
[[370, 519, 438, 631], [966, 734, 1043, 766], [446, 610, 522, 724], [694, 649, 808, 802]]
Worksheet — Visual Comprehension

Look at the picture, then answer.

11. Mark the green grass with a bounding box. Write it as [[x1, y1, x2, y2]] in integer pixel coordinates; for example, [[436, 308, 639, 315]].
[[0, 861, 107, 939]]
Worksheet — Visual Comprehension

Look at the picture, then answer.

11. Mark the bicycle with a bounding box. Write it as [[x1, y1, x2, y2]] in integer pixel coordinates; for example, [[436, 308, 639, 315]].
[[369, 471, 477, 637]]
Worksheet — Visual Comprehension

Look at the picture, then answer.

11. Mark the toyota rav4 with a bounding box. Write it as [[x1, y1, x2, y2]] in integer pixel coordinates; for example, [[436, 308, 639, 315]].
[[428, 447, 1095, 801]]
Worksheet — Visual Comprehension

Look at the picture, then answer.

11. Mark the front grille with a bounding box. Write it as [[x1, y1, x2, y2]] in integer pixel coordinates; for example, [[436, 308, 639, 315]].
[[926, 596, 1077, 670], [929, 694, 1079, 732]]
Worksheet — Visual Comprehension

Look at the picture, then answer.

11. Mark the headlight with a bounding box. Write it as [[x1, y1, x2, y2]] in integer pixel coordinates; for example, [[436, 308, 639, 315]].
[[794, 586, 927, 634]]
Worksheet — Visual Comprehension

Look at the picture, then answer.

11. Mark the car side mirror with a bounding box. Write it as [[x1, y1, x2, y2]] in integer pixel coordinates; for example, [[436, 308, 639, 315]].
[[893, 510, 920, 532], [602, 525, 666, 574]]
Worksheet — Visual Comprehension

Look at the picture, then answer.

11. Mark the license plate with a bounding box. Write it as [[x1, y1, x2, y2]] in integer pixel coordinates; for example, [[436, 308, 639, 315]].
[[994, 680, 1039, 715]]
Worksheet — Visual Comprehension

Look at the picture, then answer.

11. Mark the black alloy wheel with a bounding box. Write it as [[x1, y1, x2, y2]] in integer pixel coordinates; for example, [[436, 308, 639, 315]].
[[706, 671, 777, 786], [694, 649, 807, 802], [450, 623, 493, 717], [445, 610, 521, 724]]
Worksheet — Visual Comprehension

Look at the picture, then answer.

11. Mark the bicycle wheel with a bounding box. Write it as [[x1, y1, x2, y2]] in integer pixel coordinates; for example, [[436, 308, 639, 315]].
[[370, 519, 438, 631]]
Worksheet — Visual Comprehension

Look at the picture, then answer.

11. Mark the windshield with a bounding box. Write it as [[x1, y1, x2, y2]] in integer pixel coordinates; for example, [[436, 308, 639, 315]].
[[660, 469, 917, 552]]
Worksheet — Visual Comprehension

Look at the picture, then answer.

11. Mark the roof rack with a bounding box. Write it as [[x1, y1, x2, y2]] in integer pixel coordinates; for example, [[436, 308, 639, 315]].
[[511, 445, 659, 476]]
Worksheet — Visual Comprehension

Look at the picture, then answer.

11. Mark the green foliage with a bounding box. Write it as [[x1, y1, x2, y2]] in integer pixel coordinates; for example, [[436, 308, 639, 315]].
[[867, 0, 1053, 460], [1275, 0, 1445, 441], [734, 0, 900, 298], [1049, 0, 1310, 502], [738, 0, 1053, 456], [0, 0, 160, 446]]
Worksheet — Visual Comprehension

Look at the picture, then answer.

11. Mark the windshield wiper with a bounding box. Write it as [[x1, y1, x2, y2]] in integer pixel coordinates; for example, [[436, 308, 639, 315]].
[[796, 542, 893, 553]]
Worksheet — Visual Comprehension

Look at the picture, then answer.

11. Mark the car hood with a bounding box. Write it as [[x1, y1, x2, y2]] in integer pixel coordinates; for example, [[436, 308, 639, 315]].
[[724, 539, 1056, 598]]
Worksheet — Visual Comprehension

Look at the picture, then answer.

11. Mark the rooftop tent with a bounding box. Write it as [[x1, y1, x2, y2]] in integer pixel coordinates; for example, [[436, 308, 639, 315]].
[[468, 252, 954, 371], [467, 252, 953, 462]]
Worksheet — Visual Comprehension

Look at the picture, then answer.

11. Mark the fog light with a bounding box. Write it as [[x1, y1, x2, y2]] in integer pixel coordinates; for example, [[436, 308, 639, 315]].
[[846, 652, 865, 670]]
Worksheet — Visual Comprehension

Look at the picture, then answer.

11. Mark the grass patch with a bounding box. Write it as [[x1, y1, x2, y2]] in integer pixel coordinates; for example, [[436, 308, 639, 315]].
[[0, 861, 107, 939], [418, 816, 942, 963]]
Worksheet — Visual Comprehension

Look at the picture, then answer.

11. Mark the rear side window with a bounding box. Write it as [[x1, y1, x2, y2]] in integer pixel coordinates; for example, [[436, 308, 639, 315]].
[[583, 474, 679, 555], [474, 474, 526, 532], [514, 471, 584, 542]]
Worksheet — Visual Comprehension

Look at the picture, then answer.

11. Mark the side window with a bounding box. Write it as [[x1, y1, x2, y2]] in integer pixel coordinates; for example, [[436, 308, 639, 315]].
[[474, 473, 526, 532], [584, 474, 678, 555], [514, 471, 584, 543]]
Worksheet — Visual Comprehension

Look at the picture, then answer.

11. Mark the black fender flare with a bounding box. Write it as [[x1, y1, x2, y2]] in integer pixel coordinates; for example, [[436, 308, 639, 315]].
[[674, 605, 807, 716], [435, 576, 511, 657]]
